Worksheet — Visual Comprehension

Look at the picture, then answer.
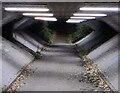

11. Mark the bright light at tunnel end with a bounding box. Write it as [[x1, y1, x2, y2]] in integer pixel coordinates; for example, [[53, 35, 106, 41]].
[[79, 7, 119, 11], [5, 7, 49, 12], [35, 17, 57, 21], [66, 19, 85, 23], [23, 13, 53, 16]]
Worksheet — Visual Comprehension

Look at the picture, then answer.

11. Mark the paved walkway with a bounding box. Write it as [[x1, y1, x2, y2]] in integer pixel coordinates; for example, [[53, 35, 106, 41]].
[[17, 44, 102, 91], [53, 34, 69, 44]]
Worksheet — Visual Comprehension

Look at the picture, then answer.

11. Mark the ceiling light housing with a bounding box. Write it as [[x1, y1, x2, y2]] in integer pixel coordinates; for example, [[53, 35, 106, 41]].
[[80, 7, 119, 11], [35, 17, 57, 21], [73, 13, 107, 17], [23, 13, 53, 16], [5, 7, 49, 12], [70, 16, 95, 19]]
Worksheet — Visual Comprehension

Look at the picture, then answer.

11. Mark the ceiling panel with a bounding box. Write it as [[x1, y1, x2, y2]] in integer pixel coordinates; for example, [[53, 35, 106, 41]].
[[2, 2, 119, 22]]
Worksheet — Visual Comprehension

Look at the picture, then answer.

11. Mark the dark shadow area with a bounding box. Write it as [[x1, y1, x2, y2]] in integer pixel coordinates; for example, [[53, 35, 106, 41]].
[[2, 16, 23, 41], [48, 21, 76, 35]]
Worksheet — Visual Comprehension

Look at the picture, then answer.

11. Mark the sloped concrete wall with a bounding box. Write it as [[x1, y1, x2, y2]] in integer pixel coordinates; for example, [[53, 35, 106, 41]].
[[1, 36, 34, 90], [0, 57, 1, 92], [2, 13, 22, 27], [84, 20, 101, 31], [84, 14, 119, 33], [13, 32, 44, 52], [13, 17, 36, 30], [25, 32, 48, 46], [101, 14, 119, 32], [75, 31, 104, 51], [87, 34, 119, 91]]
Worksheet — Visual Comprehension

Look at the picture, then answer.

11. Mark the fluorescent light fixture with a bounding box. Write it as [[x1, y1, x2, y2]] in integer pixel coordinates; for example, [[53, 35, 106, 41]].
[[66, 19, 85, 23], [5, 7, 49, 12], [70, 16, 95, 19], [73, 13, 107, 17], [80, 7, 119, 11], [35, 17, 57, 21], [23, 13, 53, 16]]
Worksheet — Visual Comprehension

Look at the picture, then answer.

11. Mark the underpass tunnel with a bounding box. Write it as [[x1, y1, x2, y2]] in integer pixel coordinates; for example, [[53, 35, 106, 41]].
[[1, 2, 119, 92]]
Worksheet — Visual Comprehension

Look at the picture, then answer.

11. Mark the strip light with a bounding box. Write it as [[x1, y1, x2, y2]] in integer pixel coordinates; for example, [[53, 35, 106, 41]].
[[66, 19, 85, 23], [80, 7, 119, 11], [35, 17, 57, 21], [5, 7, 49, 12], [23, 13, 53, 16], [73, 13, 107, 17], [70, 16, 95, 19]]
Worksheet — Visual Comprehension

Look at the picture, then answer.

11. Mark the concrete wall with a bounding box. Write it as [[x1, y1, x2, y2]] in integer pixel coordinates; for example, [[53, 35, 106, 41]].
[[13, 32, 44, 52], [2, 13, 22, 27], [84, 20, 101, 31], [84, 14, 119, 33], [101, 14, 119, 32], [87, 34, 119, 91], [0, 37, 2, 93], [1, 0, 119, 2], [25, 32, 48, 46], [75, 30, 104, 51], [13, 17, 36, 30], [1, 36, 34, 90]]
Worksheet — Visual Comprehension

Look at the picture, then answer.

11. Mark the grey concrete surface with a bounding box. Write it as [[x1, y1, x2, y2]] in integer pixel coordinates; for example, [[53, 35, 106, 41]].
[[2, 13, 22, 26], [17, 44, 102, 91], [1, 0, 119, 2], [13, 17, 30, 30], [2, 32, 118, 91], [54, 34, 68, 44], [101, 14, 119, 32], [13, 32, 44, 52], [1, 36, 34, 90], [75, 31, 104, 51], [87, 34, 119, 91], [0, 36, 2, 92]]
